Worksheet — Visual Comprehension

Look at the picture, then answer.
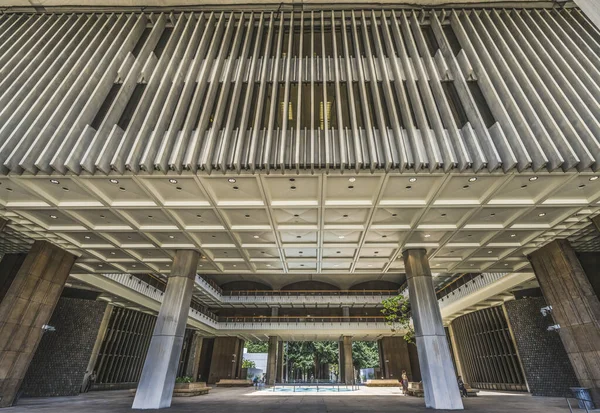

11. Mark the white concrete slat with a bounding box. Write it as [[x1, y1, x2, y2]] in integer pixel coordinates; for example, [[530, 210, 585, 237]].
[[452, 10, 533, 172], [8, 13, 127, 175], [0, 14, 22, 41], [484, 10, 583, 172], [51, 13, 147, 175], [0, 13, 43, 70], [82, 13, 168, 175], [507, 10, 600, 171], [127, 13, 198, 173], [407, 11, 467, 172], [554, 9, 600, 64], [200, 12, 247, 173], [0, 14, 71, 98], [471, 10, 564, 172], [0, 14, 116, 175], [168, 12, 227, 173], [109, 13, 189, 174], [391, 10, 441, 171], [276, 12, 294, 172], [183, 13, 237, 173], [0, 14, 88, 121], [139, 13, 207, 174]]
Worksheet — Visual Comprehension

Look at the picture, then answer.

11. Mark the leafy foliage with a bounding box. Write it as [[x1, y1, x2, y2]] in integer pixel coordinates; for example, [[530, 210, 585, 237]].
[[381, 294, 415, 343], [245, 341, 269, 353], [242, 359, 256, 369], [351, 341, 379, 369], [175, 376, 193, 383]]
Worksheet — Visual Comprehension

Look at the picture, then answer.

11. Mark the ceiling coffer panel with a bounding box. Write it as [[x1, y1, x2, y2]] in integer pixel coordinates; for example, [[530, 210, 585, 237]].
[[0, 8, 598, 176]]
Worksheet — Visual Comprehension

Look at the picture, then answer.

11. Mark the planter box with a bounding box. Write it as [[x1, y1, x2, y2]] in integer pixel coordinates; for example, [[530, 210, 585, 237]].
[[366, 379, 401, 387], [216, 379, 253, 387]]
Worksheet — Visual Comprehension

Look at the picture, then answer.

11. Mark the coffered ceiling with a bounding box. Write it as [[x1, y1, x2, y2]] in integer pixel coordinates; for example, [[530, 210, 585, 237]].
[[0, 171, 598, 286]]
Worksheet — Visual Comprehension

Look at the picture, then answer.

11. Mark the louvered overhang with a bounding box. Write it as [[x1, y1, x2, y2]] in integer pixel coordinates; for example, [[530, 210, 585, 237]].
[[0, 8, 599, 176]]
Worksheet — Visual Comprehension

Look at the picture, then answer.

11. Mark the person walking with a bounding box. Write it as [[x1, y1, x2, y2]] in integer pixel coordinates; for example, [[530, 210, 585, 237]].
[[401, 370, 409, 395], [457, 376, 468, 398]]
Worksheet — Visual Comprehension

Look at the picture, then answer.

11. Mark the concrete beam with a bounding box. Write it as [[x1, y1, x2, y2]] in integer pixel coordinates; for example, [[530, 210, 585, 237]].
[[575, 0, 600, 29]]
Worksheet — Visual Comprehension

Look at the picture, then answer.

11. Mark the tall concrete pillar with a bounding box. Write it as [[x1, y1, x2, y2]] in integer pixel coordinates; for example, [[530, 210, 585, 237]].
[[276, 340, 284, 382], [82, 304, 114, 390], [266, 336, 278, 385], [184, 332, 203, 381], [403, 249, 463, 410], [342, 336, 354, 384], [132, 250, 199, 409], [575, 0, 600, 30], [0, 240, 76, 408], [271, 307, 279, 317], [338, 340, 345, 382], [529, 239, 600, 404]]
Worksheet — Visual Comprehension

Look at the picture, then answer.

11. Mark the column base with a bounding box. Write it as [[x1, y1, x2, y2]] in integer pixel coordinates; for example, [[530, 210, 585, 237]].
[[416, 335, 464, 410]]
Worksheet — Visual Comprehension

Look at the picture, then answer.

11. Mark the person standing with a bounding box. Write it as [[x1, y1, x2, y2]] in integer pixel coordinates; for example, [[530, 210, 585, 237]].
[[401, 370, 409, 395], [457, 376, 467, 398]]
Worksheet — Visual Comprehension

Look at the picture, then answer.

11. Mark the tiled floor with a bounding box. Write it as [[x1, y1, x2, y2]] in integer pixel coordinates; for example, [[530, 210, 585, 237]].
[[10, 387, 572, 412]]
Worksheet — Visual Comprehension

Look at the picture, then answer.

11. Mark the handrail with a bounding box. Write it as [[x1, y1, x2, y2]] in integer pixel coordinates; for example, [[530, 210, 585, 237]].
[[219, 315, 386, 323], [222, 289, 398, 296], [566, 395, 594, 413]]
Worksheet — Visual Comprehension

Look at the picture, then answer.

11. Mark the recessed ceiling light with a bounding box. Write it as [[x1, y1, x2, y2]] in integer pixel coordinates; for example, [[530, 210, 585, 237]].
[[521, 184, 528, 189], [296, 235, 301, 239], [109, 179, 119, 184], [334, 264, 339, 267], [266, 264, 271, 267], [578, 184, 586, 189], [110, 251, 116, 255], [374, 251, 379, 254], [405, 185, 412, 190], [196, 214, 202, 218], [50, 215, 57, 219], [300, 264, 304, 267], [293, 214, 299, 217], [348, 177, 356, 183], [368, 264, 373, 267], [50, 179, 60, 184], [245, 214, 250, 218], [289, 178, 296, 182], [84, 236, 91, 239], [233, 264, 237, 267], [510, 234, 516, 238], [299, 251, 303, 254], [228, 178, 236, 183], [233, 186, 239, 190], [199, 264, 203, 267], [343, 214, 349, 218], [382, 235, 387, 238], [169, 179, 178, 184], [409, 177, 417, 183], [424, 234, 431, 238], [504, 263, 509, 266], [62, 187, 69, 191], [490, 213, 496, 216], [538, 213, 546, 217], [590, 176, 599, 181], [441, 213, 447, 217], [338, 235, 345, 239], [253, 235, 259, 239], [132, 264, 136, 268], [169, 235, 175, 239], [336, 251, 341, 254], [392, 213, 397, 217], [98, 264, 103, 267], [147, 215, 153, 219], [468, 177, 477, 182], [166, 264, 170, 267], [462, 185, 469, 189], [290, 186, 297, 190], [119, 187, 126, 192], [5, 188, 12, 191], [348, 185, 354, 190], [487, 250, 493, 254], [529, 176, 538, 181], [435, 264, 440, 267]]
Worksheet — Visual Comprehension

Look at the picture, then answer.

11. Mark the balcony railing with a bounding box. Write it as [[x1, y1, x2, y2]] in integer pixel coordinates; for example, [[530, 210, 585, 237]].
[[217, 316, 387, 323], [221, 290, 398, 297]]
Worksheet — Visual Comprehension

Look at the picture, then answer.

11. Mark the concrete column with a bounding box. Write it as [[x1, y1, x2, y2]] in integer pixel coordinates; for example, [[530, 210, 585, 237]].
[[0, 254, 27, 304], [82, 304, 114, 390], [184, 332, 203, 381], [132, 250, 199, 409], [276, 340, 284, 383], [403, 249, 463, 410], [342, 336, 353, 384], [378, 336, 411, 380], [529, 239, 600, 404], [0, 240, 76, 408], [575, 0, 600, 29], [266, 336, 278, 385], [338, 340, 345, 382], [271, 307, 279, 317]]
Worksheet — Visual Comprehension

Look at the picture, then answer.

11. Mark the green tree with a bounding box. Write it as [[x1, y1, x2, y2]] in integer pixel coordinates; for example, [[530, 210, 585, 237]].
[[381, 294, 414, 343], [242, 359, 256, 369], [245, 341, 268, 353], [352, 341, 379, 370]]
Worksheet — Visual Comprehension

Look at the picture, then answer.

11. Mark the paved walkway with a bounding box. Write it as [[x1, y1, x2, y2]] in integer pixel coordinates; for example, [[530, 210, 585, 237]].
[[9, 387, 571, 412]]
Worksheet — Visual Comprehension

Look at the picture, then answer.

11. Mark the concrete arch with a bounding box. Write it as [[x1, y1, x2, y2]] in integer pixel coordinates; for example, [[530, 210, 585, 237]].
[[220, 281, 272, 291], [280, 281, 340, 291], [349, 280, 401, 290]]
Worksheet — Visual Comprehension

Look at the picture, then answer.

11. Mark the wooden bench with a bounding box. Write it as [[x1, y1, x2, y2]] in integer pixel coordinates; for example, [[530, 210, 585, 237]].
[[216, 379, 254, 387], [406, 382, 424, 397]]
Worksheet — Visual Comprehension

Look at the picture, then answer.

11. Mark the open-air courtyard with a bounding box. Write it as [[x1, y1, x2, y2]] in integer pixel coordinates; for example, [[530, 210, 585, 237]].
[[8, 387, 572, 413]]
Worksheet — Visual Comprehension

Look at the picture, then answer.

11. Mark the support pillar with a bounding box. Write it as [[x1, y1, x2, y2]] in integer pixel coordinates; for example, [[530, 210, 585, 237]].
[[403, 249, 463, 410], [342, 336, 353, 384], [81, 304, 114, 391], [575, 0, 600, 30], [184, 332, 203, 381], [529, 239, 600, 404], [0, 240, 76, 408], [271, 307, 279, 317], [276, 340, 284, 383], [338, 340, 345, 382], [266, 336, 278, 385], [132, 250, 199, 409]]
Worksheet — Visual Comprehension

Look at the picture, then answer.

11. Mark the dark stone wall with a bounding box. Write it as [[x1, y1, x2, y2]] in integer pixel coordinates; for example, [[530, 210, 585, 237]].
[[20, 297, 107, 397], [578, 252, 600, 299], [504, 297, 579, 397]]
